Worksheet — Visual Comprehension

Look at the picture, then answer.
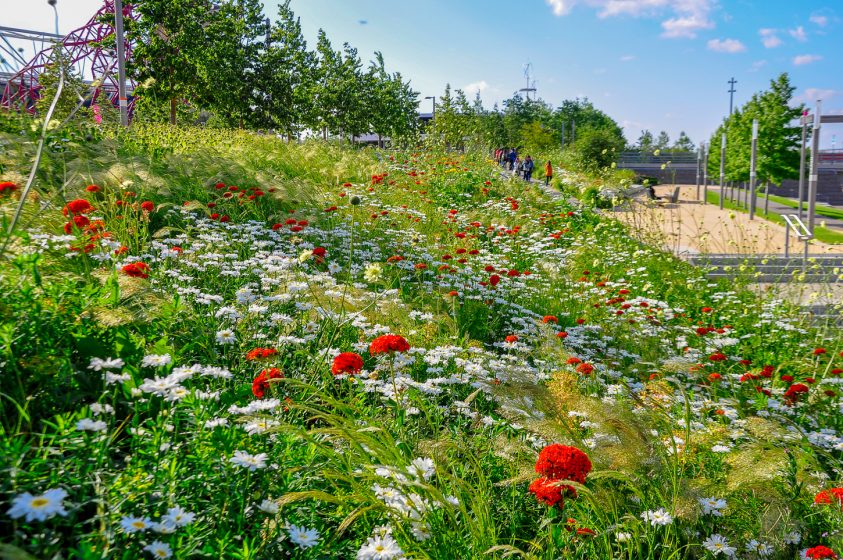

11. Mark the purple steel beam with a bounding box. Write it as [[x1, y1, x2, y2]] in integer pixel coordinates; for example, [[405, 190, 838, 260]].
[[1, 0, 137, 115]]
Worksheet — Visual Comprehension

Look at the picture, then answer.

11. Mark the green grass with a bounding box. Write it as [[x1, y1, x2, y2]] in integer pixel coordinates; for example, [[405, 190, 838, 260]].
[[705, 190, 843, 244], [766, 193, 843, 221]]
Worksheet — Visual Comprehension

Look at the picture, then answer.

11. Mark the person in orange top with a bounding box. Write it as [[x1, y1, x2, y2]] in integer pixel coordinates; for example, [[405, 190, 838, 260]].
[[544, 161, 553, 186]]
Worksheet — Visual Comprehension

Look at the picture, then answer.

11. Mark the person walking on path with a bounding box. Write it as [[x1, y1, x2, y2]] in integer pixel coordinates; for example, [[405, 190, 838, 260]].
[[508, 149, 516, 171], [544, 161, 553, 186], [523, 155, 534, 182]]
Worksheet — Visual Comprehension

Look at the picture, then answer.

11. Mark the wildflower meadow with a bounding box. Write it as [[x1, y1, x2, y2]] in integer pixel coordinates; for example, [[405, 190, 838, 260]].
[[0, 122, 840, 559]]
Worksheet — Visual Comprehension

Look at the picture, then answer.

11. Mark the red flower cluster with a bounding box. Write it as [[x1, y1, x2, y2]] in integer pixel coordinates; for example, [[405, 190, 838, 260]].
[[252, 367, 284, 398], [62, 198, 93, 216], [784, 383, 809, 403], [535, 444, 592, 483], [529, 444, 592, 509], [121, 262, 150, 279], [369, 334, 410, 355], [805, 546, 837, 559], [245, 347, 278, 361], [814, 487, 843, 509], [528, 477, 565, 507], [332, 352, 364, 375], [0, 181, 17, 194]]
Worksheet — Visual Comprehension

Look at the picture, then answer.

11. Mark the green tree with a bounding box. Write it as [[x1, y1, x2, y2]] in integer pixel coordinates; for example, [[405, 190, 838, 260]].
[[636, 130, 654, 152], [655, 131, 670, 151], [130, 0, 211, 124], [254, 1, 316, 136], [672, 131, 695, 152]]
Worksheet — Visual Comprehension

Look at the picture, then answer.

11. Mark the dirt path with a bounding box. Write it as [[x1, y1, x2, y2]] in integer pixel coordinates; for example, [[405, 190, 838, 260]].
[[611, 185, 843, 255]]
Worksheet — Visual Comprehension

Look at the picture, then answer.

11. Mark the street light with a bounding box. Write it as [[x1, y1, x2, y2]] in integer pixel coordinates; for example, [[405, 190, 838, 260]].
[[424, 96, 436, 120], [48, 0, 59, 36]]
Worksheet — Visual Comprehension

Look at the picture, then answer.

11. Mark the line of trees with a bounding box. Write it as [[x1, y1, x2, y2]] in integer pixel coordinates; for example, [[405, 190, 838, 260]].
[[633, 130, 695, 153], [706, 73, 803, 186], [426, 87, 626, 158], [128, 0, 419, 141]]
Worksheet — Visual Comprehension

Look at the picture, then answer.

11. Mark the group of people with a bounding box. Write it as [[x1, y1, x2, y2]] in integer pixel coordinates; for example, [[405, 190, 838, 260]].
[[494, 148, 555, 185]]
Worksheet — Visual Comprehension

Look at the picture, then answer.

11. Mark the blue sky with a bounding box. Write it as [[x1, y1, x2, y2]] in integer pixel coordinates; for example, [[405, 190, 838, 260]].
[[5, 0, 842, 148], [283, 0, 842, 148]]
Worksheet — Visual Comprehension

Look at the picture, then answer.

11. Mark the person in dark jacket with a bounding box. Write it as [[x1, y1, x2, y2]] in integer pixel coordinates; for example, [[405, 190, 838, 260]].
[[508, 149, 517, 170], [523, 155, 535, 181]]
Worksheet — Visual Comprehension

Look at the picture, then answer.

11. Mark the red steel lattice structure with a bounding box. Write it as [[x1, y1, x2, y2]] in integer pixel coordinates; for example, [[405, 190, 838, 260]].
[[1, 0, 136, 114]]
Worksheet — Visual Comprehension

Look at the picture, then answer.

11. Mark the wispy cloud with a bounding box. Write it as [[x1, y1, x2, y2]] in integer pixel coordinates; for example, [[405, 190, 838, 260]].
[[809, 14, 828, 27], [544, 0, 716, 39], [793, 54, 822, 66], [749, 60, 768, 73], [707, 38, 746, 53], [758, 28, 781, 48], [620, 54, 636, 62], [463, 80, 489, 95], [789, 26, 807, 42]]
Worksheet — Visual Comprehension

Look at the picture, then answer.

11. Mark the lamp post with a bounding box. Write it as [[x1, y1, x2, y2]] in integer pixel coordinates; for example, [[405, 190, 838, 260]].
[[424, 96, 436, 120], [114, 0, 129, 126], [48, 0, 59, 36]]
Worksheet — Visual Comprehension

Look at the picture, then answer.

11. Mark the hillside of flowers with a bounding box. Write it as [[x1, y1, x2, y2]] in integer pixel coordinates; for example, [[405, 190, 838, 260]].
[[1, 126, 841, 560]]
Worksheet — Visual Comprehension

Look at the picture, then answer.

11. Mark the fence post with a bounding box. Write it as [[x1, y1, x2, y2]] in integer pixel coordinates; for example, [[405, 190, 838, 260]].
[[702, 143, 709, 205], [797, 112, 808, 220], [695, 144, 702, 201]]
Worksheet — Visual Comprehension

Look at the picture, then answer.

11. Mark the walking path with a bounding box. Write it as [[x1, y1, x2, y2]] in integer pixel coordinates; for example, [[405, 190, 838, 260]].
[[612, 185, 843, 255]]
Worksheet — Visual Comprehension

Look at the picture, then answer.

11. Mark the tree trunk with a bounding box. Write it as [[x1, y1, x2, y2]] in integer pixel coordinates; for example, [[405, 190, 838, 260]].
[[169, 98, 177, 125]]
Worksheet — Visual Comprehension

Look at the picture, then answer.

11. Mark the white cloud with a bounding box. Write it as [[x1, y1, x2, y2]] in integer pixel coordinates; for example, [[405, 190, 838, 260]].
[[759, 28, 781, 48], [545, 0, 573, 16], [789, 26, 807, 42], [544, 0, 716, 39], [661, 14, 714, 38], [463, 80, 489, 96], [620, 54, 636, 61], [809, 14, 828, 27], [707, 38, 746, 53], [793, 54, 822, 66]]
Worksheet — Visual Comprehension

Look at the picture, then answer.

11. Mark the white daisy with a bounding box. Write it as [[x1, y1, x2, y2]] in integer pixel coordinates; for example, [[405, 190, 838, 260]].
[[7, 488, 69, 522]]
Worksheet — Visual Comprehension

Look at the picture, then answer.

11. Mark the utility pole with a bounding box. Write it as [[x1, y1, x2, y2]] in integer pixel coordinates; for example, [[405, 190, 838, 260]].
[[748, 119, 758, 219], [727, 77, 737, 116], [807, 100, 821, 234], [114, 0, 129, 126]]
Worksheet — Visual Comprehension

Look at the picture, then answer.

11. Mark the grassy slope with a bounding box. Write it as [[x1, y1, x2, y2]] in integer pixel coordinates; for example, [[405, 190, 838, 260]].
[[0, 126, 841, 559]]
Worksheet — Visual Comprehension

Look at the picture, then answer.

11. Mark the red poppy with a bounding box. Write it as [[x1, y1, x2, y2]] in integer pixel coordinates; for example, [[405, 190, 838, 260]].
[[63, 199, 93, 216], [535, 444, 592, 483], [504, 335, 518, 344], [805, 546, 837, 559], [489, 274, 501, 287], [709, 352, 727, 362], [0, 181, 17, 193], [85, 184, 100, 192], [528, 477, 566, 508], [557, 331, 568, 339], [576, 363, 594, 376], [369, 334, 410, 355], [252, 367, 284, 398], [332, 352, 364, 375], [542, 315, 558, 324], [140, 201, 154, 212], [121, 262, 150, 279], [245, 347, 278, 361]]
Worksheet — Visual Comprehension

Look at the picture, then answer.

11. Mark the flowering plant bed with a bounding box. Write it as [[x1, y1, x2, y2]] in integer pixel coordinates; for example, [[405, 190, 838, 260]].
[[0, 127, 841, 559]]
